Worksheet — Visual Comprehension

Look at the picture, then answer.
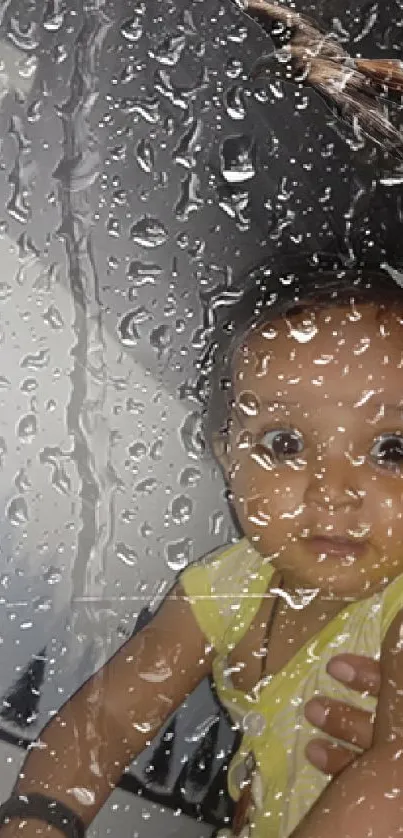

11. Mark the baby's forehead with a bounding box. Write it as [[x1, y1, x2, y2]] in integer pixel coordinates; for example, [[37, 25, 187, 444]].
[[231, 304, 403, 405], [233, 304, 403, 368]]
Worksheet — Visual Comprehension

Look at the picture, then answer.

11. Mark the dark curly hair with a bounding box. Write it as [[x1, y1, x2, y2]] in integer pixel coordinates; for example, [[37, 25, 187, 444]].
[[190, 254, 403, 456], [179, 0, 403, 458]]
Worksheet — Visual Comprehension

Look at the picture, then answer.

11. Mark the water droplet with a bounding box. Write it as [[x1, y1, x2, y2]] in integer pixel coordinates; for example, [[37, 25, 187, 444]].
[[128, 441, 147, 460], [107, 217, 121, 237], [286, 320, 318, 343], [179, 411, 205, 458], [227, 21, 249, 42], [351, 3, 379, 43], [33, 596, 52, 613], [379, 172, 403, 187], [150, 33, 186, 66], [121, 15, 143, 42], [175, 172, 203, 220], [0, 282, 11, 301], [17, 413, 37, 442], [116, 542, 138, 567], [43, 304, 64, 330], [139, 521, 153, 537], [39, 447, 71, 495], [154, 67, 200, 110], [7, 496, 29, 526], [0, 437, 6, 468], [135, 138, 155, 173], [173, 117, 202, 169], [170, 494, 193, 524], [219, 135, 256, 183], [135, 478, 157, 495], [109, 144, 126, 162], [8, 16, 38, 51], [121, 509, 136, 523], [43, 0, 65, 31], [210, 510, 225, 536], [118, 311, 140, 347], [179, 466, 201, 487], [43, 566, 62, 586], [225, 57, 243, 79], [150, 438, 164, 460], [121, 95, 159, 124], [224, 85, 246, 120], [126, 399, 145, 415], [0, 221, 8, 236], [149, 324, 173, 359], [218, 187, 251, 230], [20, 377, 38, 393], [178, 8, 197, 34], [33, 263, 59, 292], [165, 537, 193, 571], [18, 54, 38, 80], [127, 260, 162, 287], [20, 620, 34, 630], [21, 350, 49, 370], [130, 216, 168, 248], [120, 60, 137, 84], [15, 468, 31, 492], [66, 788, 95, 807]]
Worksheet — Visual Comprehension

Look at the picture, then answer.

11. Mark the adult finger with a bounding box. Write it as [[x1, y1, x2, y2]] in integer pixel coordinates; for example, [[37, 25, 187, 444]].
[[326, 653, 381, 697], [305, 738, 360, 776], [304, 696, 375, 750]]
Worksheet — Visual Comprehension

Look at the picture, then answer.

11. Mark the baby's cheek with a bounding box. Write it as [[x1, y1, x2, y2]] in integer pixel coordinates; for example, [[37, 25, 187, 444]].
[[243, 483, 302, 522], [377, 492, 403, 529], [243, 494, 272, 526], [378, 502, 403, 551], [226, 447, 260, 492]]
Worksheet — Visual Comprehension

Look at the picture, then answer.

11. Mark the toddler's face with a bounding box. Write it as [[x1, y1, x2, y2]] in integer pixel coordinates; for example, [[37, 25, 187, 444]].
[[216, 302, 403, 600]]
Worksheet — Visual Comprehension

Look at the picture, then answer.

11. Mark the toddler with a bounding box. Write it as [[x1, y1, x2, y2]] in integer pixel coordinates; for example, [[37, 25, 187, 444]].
[[1, 2, 403, 838]]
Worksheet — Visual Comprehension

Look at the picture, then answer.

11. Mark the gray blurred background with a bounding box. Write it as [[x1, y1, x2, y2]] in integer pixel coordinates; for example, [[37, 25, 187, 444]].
[[0, 0, 401, 835]]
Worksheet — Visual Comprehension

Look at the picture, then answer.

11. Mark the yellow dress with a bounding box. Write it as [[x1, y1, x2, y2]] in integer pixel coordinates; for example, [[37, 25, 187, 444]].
[[180, 537, 403, 838]]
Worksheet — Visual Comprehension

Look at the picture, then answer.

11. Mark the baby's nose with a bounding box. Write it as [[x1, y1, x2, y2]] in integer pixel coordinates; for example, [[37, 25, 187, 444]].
[[305, 453, 364, 510]]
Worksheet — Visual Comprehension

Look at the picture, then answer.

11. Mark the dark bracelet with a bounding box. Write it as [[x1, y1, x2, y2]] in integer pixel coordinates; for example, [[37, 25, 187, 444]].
[[0, 792, 85, 838]]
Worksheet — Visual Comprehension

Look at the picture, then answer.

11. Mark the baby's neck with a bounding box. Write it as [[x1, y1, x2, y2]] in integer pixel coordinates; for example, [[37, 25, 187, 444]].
[[277, 577, 356, 621], [273, 587, 347, 639]]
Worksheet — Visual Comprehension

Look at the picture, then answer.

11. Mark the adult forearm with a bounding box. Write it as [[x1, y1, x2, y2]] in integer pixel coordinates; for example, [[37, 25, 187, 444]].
[[289, 741, 403, 838]]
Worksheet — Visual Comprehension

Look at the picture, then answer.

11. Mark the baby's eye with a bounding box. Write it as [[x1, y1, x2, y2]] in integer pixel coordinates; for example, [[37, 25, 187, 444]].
[[260, 428, 304, 461], [371, 433, 403, 471]]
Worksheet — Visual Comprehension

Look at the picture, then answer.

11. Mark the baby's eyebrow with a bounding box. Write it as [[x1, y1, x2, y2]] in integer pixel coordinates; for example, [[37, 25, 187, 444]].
[[261, 399, 403, 412]]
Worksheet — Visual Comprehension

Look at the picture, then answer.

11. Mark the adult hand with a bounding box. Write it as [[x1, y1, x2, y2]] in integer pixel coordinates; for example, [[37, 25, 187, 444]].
[[304, 653, 381, 776]]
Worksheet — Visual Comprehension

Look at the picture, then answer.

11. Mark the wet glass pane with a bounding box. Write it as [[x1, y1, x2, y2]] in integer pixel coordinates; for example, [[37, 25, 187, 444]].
[[0, 1, 401, 837]]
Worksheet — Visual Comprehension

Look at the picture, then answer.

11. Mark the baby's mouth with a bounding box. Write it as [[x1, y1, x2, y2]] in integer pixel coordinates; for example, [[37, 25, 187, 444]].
[[303, 535, 369, 557]]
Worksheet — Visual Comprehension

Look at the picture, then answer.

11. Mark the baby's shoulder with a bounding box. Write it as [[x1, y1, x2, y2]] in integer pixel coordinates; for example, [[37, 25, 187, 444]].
[[179, 538, 271, 652], [380, 573, 403, 641], [180, 537, 263, 597]]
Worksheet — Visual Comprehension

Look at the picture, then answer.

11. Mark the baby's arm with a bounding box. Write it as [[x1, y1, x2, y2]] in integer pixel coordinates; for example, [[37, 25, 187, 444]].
[[289, 611, 403, 838], [0, 583, 214, 837]]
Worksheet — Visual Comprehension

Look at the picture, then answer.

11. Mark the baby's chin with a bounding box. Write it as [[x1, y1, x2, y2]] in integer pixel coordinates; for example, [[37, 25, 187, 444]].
[[267, 548, 401, 602], [249, 535, 403, 600]]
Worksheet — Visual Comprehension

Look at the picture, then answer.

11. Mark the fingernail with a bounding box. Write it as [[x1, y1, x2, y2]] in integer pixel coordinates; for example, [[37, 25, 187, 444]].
[[305, 700, 327, 727], [327, 660, 355, 683], [306, 743, 328, 771]]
